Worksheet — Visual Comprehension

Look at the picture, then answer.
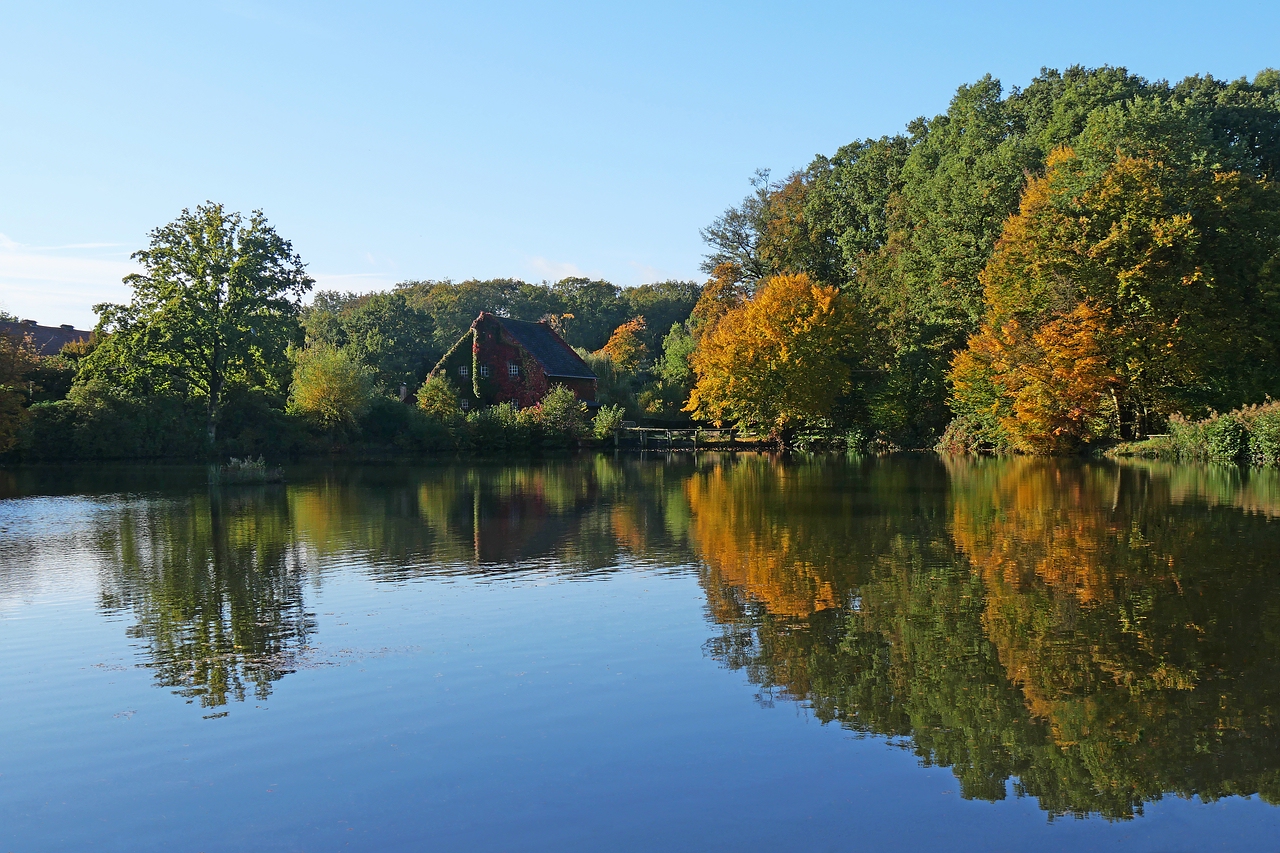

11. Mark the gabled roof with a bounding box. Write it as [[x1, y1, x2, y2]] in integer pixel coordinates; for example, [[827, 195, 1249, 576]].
[[0, 321, 91, 356], [490, 316, 597, 380]]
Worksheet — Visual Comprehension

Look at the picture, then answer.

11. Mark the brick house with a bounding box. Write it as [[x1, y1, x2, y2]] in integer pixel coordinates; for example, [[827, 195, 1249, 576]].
[[429, 313, 597, 412]]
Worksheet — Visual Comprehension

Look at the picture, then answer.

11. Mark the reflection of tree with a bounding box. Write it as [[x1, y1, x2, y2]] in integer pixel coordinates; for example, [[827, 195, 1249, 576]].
[[98, 488, 312, 708], [696, 455, 1280, 819]]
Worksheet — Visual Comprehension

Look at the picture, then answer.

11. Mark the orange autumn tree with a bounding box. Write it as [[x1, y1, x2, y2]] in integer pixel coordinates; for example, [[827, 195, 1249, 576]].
[[950, 302, 1118, 454], [598, 316, 649, 373], [685, 272, 857, 441]]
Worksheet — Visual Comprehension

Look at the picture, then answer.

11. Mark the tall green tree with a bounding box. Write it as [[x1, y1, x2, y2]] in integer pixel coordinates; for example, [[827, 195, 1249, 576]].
[[303, 289, 436, 391], [81, 204, 313, 443]]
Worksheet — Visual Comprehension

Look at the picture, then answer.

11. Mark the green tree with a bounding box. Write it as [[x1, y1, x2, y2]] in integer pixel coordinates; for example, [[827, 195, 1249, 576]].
[[304, 289, 436, 391], [0, 328, 36, 452], [81, 203, 313, 443], [620, 280, 701, 354]]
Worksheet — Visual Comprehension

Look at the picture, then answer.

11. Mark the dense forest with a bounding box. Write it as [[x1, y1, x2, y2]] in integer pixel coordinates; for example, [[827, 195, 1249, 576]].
[[2, 65, 1279, 460], [694, 65, 1280, 452]]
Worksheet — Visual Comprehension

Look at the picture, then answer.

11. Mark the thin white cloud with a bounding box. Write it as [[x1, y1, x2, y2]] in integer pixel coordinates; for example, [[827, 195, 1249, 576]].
[[0, 234, 137, 328], [527, 256, 587, 281], [309, 272, 399, 295], [626, 260, 670, 284]]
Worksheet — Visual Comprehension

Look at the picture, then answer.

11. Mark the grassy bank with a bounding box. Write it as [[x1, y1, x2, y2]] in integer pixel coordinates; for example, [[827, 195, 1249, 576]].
[[1107, 402, 1280, 467]]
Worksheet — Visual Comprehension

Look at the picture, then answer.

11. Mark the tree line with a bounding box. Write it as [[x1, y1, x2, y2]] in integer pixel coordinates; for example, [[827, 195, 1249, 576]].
[[687, 65, 1280, 453], [0, 204, 703, 460], [4, 64, 1279, 460]]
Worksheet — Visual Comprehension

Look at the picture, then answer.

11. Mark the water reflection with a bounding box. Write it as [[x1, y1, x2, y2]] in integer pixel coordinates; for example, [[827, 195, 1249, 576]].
[[700, 456, 1280, 819], [6, 454, 1280, 818], [65, 460, 695, 706], [95, 489, 312, 708]]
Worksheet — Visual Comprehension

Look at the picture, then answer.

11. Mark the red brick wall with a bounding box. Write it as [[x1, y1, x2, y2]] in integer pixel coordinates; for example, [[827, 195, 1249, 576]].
[[440, 315, 598, 409]]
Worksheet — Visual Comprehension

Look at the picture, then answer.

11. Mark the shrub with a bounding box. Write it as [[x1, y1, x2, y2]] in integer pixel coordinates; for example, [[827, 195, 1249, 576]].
[[531, 385, 588, 448], [15, 381, 206, 460], [1204, 414, 1248, 463], [361, 395, 453, 452], [416, 374, 463, 423], [1250, 407, 1280, 467], [464, 402, 532, 452], [592, 404, 626, 440], [288, 345, 373, 433]]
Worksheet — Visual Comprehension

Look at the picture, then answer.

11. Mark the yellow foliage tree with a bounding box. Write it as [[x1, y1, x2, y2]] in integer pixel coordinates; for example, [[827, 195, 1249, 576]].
[[949, 143, 1280, 449], [685, 272, 856, 440], [951, 302, 1118, 454]]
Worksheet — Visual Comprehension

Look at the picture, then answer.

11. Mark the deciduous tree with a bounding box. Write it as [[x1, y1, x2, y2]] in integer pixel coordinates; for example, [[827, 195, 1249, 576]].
[[685, 272, 859, 441], [81, 203, 313, 443]]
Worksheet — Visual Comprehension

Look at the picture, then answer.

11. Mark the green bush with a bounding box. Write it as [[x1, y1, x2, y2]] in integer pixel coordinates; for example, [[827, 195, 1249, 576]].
[[218, 387, 307, 458], [1244, 403, 1280, 467], [15, 381, 207, 460], [287, 344, 374, 434], [361, 395, 452, 452], [464, 402, 532, 452], [416, 374, 463, 424], [592, 404, 626, 440], [1204, 414, 1249, 463], [531, 385, 588, 448]]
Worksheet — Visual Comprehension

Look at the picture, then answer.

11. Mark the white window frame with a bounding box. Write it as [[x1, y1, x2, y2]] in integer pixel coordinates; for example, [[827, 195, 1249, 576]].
[[478, 364, 490, 378], [458, 364, 469, 378], [508, 362, 520, 378]]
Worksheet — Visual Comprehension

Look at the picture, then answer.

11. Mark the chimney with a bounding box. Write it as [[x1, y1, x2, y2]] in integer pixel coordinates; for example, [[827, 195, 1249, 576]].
[[21, 319, 36, 326], [60, 324, 75, 330]]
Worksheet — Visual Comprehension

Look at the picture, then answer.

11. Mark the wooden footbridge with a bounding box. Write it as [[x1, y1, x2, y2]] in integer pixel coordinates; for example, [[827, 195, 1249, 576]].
[[611, 425, 742, 451]]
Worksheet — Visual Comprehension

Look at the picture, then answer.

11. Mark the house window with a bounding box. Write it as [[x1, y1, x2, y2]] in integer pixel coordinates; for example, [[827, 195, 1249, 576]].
[[508, 362, 520, 378], [478, 364, 490, 378], [458, 365, 469, 378], [460, 399, 470, 411]]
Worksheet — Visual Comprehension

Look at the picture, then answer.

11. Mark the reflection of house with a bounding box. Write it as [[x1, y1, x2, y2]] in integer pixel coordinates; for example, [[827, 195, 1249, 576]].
[[430, 312, 597, 410], [0, 320, 91, 356]]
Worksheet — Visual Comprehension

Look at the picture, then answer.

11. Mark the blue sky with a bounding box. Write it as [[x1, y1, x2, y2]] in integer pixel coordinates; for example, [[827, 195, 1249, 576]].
[[2, 1, 1277, 329]]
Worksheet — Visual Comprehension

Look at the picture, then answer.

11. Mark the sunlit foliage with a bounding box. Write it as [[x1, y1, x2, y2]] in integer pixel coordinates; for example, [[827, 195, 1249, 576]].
[[78, 204, 313, 443], [598, 316, 649, 372], [686, 273, 860, 439], [287, 344, 374, 433]]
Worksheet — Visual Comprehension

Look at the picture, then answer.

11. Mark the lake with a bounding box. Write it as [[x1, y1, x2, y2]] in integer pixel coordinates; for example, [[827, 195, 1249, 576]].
[[3, 455, 1280, 852]]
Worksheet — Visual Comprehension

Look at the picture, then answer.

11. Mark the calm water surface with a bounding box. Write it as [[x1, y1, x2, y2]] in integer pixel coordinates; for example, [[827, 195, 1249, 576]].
[[3, 455, 1280, 852]]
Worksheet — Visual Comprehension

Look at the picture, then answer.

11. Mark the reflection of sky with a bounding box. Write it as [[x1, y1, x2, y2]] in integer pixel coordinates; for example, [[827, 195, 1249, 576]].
[[3, 462, 1280, 851], [0, 496, 118, 608], [2, 566, 1275, 852]]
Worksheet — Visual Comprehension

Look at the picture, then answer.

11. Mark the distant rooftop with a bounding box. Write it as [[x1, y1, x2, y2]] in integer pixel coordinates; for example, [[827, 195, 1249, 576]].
[[490, 316, 596, 380], [0, 320, 91, 356]]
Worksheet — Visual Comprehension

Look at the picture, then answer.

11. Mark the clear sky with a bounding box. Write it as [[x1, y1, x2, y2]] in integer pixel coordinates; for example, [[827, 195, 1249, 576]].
[[2, 0, 1277, 329]]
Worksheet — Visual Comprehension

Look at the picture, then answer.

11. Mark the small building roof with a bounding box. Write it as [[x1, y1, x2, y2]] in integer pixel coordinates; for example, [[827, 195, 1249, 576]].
[[490, 316, 596, 380], [0, 320, 91, 356]]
